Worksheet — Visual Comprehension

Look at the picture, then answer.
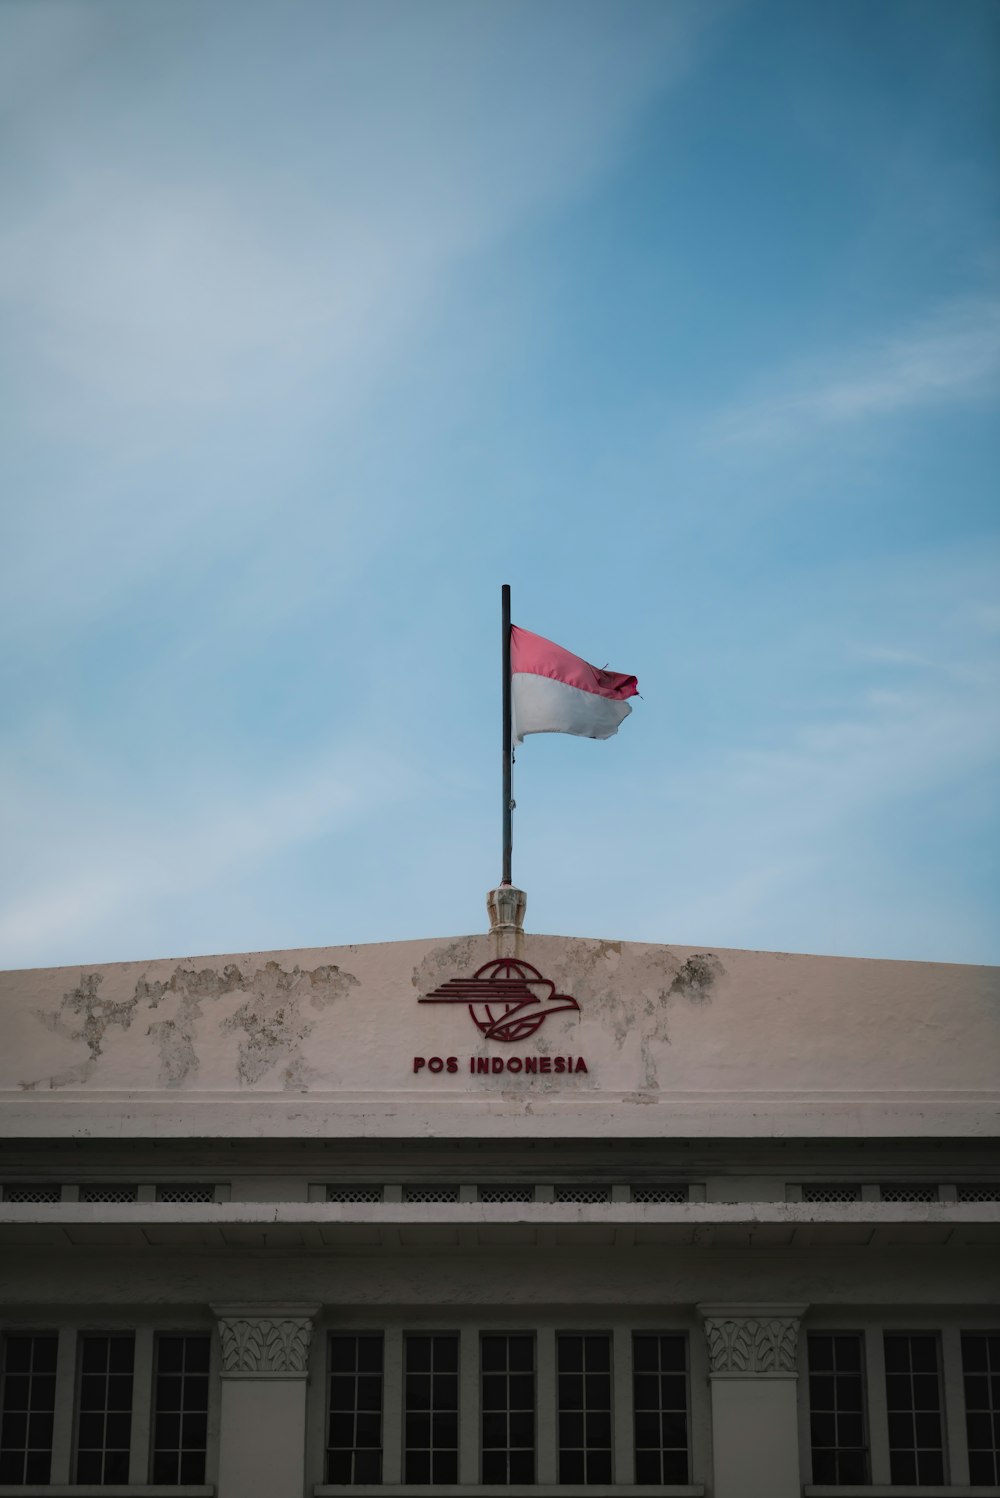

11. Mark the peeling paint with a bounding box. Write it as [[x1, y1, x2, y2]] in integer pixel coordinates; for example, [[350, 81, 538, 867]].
[[669, 953, 724, 1004], [220, 961, 359, 1086]]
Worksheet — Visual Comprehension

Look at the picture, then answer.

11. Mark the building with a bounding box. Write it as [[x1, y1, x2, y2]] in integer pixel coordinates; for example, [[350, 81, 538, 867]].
[[1, 895, 998, 1497]]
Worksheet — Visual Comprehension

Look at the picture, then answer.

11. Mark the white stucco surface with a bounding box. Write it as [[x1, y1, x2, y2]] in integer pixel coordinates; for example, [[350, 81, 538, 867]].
[[1, 934, 997, 1138]]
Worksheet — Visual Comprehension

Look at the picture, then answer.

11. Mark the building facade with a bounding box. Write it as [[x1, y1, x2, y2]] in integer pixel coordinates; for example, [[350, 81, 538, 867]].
[[0, 917, 998, 1497]]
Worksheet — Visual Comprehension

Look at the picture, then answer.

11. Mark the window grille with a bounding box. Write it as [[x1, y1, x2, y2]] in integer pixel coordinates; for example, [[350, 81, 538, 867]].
[[962, 1332, 1000, 1484], [478, 1186, 535, 1204], [327, 1334, 383, 1484], [558, 1334, 612, 1485], [155, 1185, 216, 1203], [75, 1334, 135, 1484], [404, 1334, 459, 1485], [1, 1185, 61, 1203], [80, 1185, 138, 1204], [883, 1333, 945, 1485], [151, 1334, 210, 1484], [807, 1333, 868, 1483], [481, 1334, 534, 1486], [633, 1334, 689, 1484], [403, 1185, 459, 1204], [801, 1185, 862, 1203], [631, 1185, 688, 1204], [554, 1185, 611, 1204], [879, 1185, 938, 1203], [0, 1333, 57, 1485], [958, 1184, 1000, 1202], [327, 1186, 384, 1204]]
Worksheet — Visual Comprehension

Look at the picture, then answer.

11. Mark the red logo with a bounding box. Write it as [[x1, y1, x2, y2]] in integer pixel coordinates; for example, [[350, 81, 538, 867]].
[[419, 958, 580, 1042]]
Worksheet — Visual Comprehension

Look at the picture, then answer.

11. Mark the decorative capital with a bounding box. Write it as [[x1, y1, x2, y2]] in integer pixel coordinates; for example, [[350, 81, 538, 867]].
[[212, 1304, 319, 1377], [697, 1303, 807, 1377], [487, 884, 526, 934]]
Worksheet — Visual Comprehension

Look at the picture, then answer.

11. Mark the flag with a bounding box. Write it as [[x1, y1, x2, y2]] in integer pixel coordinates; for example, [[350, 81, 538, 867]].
[[510, 625, 638, 744]]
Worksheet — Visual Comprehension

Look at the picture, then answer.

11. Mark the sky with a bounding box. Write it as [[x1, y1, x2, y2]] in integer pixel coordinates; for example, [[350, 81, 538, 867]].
[[1, 0, 998, 971]]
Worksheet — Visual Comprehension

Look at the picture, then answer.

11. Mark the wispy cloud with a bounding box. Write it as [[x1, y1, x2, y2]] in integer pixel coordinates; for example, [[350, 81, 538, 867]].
[[714, 296, 1000, 445]]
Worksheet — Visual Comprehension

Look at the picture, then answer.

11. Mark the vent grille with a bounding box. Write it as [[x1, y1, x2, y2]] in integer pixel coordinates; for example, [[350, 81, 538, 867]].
[[326, 1186, 384, 1203], [631, 1185, 688, 1204], [2, 1184, 61, 1203], [478, 1186, 536, 1203], [957, 1185, 1000, 1202], [403, 1185, 459, 1203], [80, 1185, 138, 1204], [155, 1185, 216, 1204], [801, 1185, 862, 1203], [879, 1185, 938, 1203], [554, 1185, 611, 1204]]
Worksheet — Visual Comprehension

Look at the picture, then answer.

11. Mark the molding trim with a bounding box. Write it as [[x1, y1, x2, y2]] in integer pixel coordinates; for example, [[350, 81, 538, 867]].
[[213, 1303, 319, 1378], [697, 1302, 807, 1377]]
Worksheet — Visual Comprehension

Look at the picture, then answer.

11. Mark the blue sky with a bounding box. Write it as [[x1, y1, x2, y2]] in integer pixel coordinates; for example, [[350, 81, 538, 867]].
[[1, 0, 998, 970]]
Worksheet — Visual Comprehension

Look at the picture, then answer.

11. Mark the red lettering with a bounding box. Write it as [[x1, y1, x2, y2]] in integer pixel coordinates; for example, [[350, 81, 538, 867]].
[[525, 1056, 537, 1074], [429, 1056, 444, 1073], [507, 1056, 522, 1073], [476, 1057, 489, 1075], [413, 1057, 426, 1073], [446, 1056, 458, 1073], [555, 1057, 566, 1073], [540, 1056, 552, 1074], [491, 1057, 503, 1073], [575, 1057, 588, 1073]]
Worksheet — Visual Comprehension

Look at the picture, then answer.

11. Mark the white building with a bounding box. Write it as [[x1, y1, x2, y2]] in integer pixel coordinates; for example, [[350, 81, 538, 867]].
[[1, 905, 998, 1498]]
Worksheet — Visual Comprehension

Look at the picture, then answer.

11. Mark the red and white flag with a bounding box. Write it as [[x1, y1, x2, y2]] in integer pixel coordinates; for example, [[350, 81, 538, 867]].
[[511, 626, 638, 745]]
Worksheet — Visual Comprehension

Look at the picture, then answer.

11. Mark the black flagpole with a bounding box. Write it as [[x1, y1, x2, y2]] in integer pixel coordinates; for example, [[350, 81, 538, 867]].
[[501, 583, 512, 886]]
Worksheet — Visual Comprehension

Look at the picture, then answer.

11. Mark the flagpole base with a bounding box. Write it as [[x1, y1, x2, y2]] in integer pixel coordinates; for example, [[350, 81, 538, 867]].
[[487, 884, 526, 935]]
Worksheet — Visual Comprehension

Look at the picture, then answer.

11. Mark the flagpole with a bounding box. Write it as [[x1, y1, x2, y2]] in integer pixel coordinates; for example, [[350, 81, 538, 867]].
[[501, 583, 512, 886]]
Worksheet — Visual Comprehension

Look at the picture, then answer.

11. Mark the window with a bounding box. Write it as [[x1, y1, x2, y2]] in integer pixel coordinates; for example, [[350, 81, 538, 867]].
[[630, 1185, 688, 1204], [327, 1186, 384, 1203], [558, 1334, 612, 1485], [404, 1334, 458, 1485], [151, 1334, 209, 1484], [801, 1185, 862, 1203], [1, 1184, 61, 1203], [327, 1335, 383, 1484], [962, 1332, 1000, 1484], [883, 1333, 944, 1485], [879, 1185, 938, 1203], [478, 1185, 535, 1203], [481, 1334, 534, 1485], [554, 1186, 610, 1204], [0, 1333, 57, 1485], [403, 1185, 459, 1203], [155, 1185, 216, 1203], [807, 1334, 868, 1483], [80, 1185, 138, 1203], [75, 1333, 134, 1484], [958, 1184, 1000, 1202], [633, 1334, 688, 1484]]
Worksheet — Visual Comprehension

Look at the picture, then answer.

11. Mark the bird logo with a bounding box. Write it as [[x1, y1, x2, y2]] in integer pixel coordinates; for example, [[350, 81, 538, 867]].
[[419, 958, 580, 1043]]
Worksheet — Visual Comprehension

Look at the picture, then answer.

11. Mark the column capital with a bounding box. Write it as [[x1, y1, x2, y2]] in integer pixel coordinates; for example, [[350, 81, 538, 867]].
[[697, 1303, 808, 1377], [212, 1303, 320, 1378]]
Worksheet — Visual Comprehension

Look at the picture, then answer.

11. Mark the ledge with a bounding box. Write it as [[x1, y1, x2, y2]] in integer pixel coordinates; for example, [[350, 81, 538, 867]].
[[0, 1487, 213, 1497], [806, 1487, 1000, 1496], [315, 1487, 704, 1497]]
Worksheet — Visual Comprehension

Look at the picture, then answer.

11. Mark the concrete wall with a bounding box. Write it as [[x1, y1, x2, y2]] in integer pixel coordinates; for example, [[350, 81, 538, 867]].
[[1, 934, 997, 1139]]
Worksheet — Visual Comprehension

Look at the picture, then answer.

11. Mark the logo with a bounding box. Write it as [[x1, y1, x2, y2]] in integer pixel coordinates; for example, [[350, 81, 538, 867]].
[[419, 958, 580, 1042]]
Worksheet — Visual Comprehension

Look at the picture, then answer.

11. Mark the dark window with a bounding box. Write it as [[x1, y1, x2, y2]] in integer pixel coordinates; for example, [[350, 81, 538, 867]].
[[558, 1334, 612, 1485], [403, 1186, 459, 1203], [75, 1333, 134, 1484], [155, 1185, 215, 1203], [883, 1333, 945, 1485], [807, 1334, 868, 1484], [554, 1186, 610, 1204], [962, 1332, 1000, 1484], [404, 1334, 458, 1485], [80, 1185, 138, 1204], [327, 1335, 383, 1484], [481, 1334, 534, 1485], [879, 1184, 938, 1203], [801, 1185, 862, 1202], [958, 1184, 1000, 1202], [326, 1186, 383, 1203], [0, 1333, 57, 1485], [630, 1185, 688, 1204], [633, 1333, 688, 1484], [151, 1335, 210, 1484], [1, 1185, 60, 1203], [478, 1186, 535, 1203]]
